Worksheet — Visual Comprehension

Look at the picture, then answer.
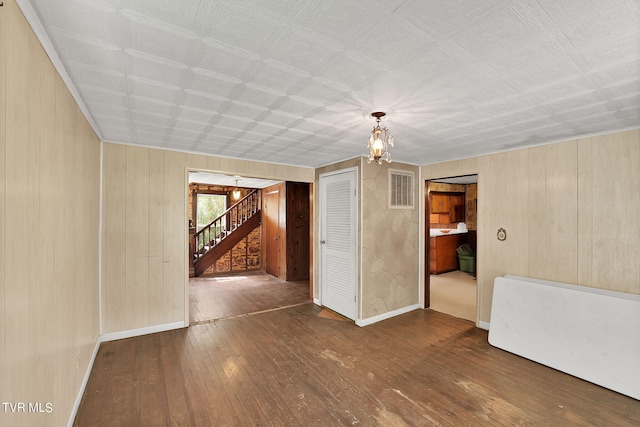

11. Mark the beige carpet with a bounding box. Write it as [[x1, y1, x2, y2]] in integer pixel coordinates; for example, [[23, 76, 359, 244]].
[[429, 270, 476, 322]]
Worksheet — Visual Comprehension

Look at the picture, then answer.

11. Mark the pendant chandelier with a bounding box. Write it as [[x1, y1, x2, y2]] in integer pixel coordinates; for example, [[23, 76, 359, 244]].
[[367, 111, 394, 164], [232, 179, 241, 201]]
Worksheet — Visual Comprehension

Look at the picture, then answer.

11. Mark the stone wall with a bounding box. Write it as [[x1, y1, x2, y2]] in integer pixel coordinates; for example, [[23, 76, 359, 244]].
[[203, 228, 261, 274]]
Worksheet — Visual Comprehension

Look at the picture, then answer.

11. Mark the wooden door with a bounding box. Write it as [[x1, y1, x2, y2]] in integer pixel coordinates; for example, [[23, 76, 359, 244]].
[[264, 190, 280, 277]]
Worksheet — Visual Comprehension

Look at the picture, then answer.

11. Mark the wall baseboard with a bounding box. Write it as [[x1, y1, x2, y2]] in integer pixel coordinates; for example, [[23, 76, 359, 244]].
[[478, 320, 490, 330], [313, 298, 321, 306], [101, 321, 186, 342], [355, 303, 421, 327], [67, 339, 101, 427], [67, 321, 186, 425]]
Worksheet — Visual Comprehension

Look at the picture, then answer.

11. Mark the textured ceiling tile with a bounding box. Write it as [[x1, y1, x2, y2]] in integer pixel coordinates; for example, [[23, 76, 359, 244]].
[[37, 0, 122, 44], [539, 91, 606, 114], [506, 58, 583, 91], [130, 96, 177, 117], [190, 69, 244, 100], [559, 6, 638, 48], [448, 6, 537, 56], [236, 84, 286, 108], [128, 76, 183, 103], [349, 14, 437, 67], [574, 32, 640, 70], [397, 0, 499, 38], [555, 102, 614, 122], [245, 60, 311, 96], [482, 38, 559, 75], [297, 1, 380, 44], [127, 0, 202, 29], [25, 0, 640, 167], [509, 0, 553, 32], [319, 51, 387, 91], [120, 8, 198, 39], [265, 27, 343, 74], [587, 58, 640, 86], [67, 62, 128, 93], [197, 2, 286, 53], [182, 89, 229, 112], [598, 78, 640, 99], [536, 0, 629, 24]]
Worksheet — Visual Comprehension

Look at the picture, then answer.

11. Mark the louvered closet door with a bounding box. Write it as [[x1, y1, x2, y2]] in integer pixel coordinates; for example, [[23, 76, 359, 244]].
[[320, 169, 357, 320]]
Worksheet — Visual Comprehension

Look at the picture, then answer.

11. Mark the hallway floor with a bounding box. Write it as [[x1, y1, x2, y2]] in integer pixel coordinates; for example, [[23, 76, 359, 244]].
[[189, 271, 311, 324], [430, 270, 476, 322]]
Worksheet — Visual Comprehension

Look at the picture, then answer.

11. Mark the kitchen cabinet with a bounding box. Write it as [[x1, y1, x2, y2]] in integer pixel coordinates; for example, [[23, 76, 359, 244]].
[[429, 233, 467, 274], [449, 194, 465, 223], [431, 194, 450, 214], [430, 192, 465, 222]]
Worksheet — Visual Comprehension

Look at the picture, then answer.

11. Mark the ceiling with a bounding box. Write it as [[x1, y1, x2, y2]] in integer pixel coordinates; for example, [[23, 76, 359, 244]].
[[20, 0, 640, 168], [432, 175, 478, 185], [188, 172, 281, 188]]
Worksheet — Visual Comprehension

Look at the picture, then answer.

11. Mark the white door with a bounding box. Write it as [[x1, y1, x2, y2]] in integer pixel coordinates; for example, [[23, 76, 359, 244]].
[[320, 168, 357, 320]]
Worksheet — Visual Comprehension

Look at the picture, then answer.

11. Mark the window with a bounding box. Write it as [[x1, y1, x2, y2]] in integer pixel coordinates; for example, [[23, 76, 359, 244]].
[[389, 170, 414, 208], [196, 193, 226, 231]]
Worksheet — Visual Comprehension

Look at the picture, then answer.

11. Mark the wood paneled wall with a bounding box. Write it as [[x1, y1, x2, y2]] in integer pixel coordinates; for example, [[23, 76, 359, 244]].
[[1, 2, 101, 426], [101, 144, 314, 332], [422, 129, 640, 324]]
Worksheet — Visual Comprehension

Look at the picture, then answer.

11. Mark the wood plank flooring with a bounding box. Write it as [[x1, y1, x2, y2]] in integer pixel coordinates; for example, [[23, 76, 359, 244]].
[[75, 305, 640, 426], [189, 271, 310, 324]]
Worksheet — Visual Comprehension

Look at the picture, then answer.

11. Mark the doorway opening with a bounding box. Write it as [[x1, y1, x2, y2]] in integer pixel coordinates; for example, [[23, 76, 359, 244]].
[[425, 174, 478, 322], [187, 172, 313, 325]]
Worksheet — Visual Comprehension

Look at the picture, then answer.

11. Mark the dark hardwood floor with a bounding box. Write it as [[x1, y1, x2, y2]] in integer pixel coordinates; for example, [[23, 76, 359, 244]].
[[75, 305, 639, 426], [189, 271, 311, 324]]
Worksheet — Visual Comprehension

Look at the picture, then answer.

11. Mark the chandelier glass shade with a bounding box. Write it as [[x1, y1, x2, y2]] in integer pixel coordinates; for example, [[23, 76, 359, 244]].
[[232, 179, 241, 200], [367, 112, 394, 164]]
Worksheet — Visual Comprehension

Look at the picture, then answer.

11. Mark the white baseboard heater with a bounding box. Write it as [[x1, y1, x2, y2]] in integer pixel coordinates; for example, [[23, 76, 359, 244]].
[[489, 275, 640, 400]]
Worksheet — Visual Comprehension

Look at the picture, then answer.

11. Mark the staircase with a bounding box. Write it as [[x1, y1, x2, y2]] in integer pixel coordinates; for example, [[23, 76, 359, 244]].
[[193, 189, 261, 276]]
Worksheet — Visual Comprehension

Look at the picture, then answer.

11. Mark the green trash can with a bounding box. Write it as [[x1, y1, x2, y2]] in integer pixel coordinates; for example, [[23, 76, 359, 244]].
[[457, 244, 474, 273]]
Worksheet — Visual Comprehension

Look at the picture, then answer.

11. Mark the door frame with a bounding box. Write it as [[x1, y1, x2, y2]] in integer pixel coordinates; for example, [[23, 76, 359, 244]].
[[263, 188, 281, 277], [424, 174, 479, 325], [183, 169, 314, 326], [318, 167, 358, 320]]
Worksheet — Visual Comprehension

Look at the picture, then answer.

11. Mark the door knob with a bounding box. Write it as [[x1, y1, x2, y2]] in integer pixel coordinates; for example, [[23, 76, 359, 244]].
[[320, 240, 326, 244]]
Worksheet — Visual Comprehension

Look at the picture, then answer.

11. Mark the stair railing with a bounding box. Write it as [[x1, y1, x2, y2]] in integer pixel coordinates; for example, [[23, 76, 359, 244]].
[[193, 189, 261, 260]]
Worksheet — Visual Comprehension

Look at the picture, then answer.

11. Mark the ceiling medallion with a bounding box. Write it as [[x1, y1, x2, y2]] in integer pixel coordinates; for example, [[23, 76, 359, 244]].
[[366, 111, 394, 165]]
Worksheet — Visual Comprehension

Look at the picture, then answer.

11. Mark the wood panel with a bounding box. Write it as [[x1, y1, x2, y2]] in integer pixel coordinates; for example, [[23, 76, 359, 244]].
[[589, 130, 640, 293], [5, 0, 31, 411], [477, 153, 507, 323], [102, 143, 127, 332], [424, 129, 640, 326], [3, 2, 101, 425], [577, 137, 594, 287], [101, 146, 314, 334], [504, 148, 529, 277], [163, 150, 188, 325], [527, 145, 547, 280], [0, 3, 7, 415], [148, 149, 165, 326], [285, 182, 310, 281]]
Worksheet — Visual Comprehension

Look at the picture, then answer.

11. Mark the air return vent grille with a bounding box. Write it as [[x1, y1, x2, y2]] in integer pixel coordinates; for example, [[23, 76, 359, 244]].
[[389, 170, 414, 208]]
